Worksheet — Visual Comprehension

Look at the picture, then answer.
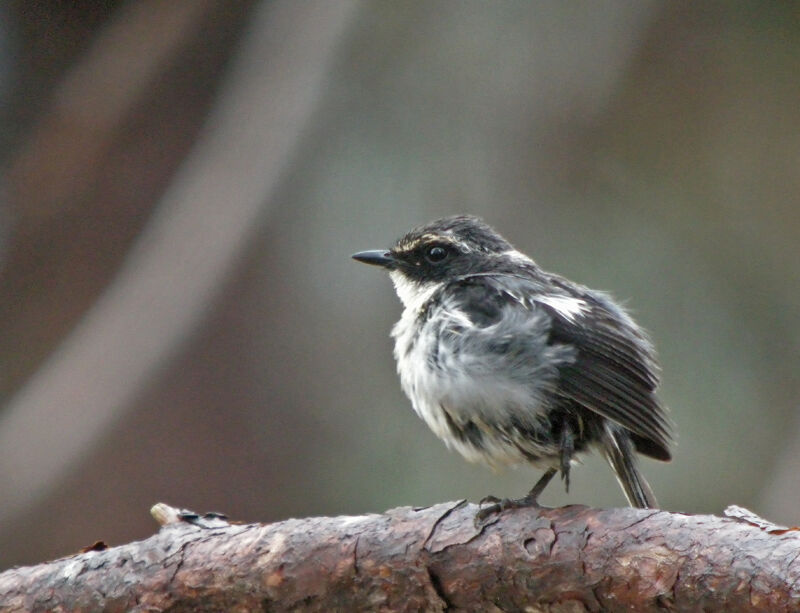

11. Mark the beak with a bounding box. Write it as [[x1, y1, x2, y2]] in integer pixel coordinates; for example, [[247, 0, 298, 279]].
[[351, 249, 396, 269]]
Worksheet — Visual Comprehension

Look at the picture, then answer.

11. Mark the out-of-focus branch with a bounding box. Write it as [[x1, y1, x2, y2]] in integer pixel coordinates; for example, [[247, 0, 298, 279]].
[[0, 0, 359, 526], [1, 502, 798, 611]]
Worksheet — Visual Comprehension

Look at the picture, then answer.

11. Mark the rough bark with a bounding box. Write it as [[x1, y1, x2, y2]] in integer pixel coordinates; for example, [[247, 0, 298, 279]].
[[1, 502, 799, 612]]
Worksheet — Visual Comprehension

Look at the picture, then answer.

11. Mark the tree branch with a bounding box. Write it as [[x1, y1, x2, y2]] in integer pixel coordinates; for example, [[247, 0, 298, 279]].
[[1, 502, 798, 611]]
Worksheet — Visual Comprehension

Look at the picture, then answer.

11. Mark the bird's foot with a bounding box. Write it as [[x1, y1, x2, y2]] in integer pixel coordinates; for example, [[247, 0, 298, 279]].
[[474, 494, 542, 527]]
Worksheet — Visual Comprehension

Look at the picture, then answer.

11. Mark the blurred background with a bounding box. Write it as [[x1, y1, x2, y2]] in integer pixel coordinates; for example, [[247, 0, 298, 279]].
[[0, 1, 798, 569]]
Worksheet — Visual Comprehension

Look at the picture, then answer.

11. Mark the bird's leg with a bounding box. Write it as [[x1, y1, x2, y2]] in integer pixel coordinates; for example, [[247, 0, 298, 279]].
[[521, 466, 558, 504], [560, 424, 575, 492], [474, 467, 558, 525]]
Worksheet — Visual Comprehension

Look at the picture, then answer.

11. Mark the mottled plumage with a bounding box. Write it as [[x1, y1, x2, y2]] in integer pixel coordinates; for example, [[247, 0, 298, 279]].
[[353, 215, 672, 510]]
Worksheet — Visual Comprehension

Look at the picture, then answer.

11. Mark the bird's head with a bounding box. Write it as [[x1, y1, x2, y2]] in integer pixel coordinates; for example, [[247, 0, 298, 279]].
[[352, 215, 529, 308]]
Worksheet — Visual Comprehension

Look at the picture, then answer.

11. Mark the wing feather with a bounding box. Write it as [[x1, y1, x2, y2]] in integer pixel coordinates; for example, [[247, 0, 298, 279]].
[[538, 291, 672, 460], [443, 273, 672, 461]]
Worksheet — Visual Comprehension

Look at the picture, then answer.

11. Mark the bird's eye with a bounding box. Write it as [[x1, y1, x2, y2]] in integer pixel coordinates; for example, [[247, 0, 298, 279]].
[[425, 246, 449, 264]]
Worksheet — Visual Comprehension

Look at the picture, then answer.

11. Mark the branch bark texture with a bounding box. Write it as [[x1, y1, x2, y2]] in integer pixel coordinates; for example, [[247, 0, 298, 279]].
[[1, 502, 799, 612]]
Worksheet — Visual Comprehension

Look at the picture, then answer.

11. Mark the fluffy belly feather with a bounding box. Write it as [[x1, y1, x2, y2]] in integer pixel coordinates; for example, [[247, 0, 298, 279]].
[[392, 307, 559, 469]]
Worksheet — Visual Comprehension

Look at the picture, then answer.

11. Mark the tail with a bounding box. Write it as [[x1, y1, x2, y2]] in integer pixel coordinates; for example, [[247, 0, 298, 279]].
[[601, 423, 658, 508]]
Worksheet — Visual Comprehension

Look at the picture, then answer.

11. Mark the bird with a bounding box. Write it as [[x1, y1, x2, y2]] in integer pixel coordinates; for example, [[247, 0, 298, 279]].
[[352, 215, 672, 517]]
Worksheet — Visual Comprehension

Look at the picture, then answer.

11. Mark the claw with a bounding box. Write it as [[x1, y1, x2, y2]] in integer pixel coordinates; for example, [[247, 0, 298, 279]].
[[473, 467, 558, 527], [473, 495, 545, 527], [474, 501, 503, 527]]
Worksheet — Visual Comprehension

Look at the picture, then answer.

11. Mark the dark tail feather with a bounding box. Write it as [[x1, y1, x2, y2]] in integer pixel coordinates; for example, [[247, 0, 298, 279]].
[[601, 423, 658, 509]]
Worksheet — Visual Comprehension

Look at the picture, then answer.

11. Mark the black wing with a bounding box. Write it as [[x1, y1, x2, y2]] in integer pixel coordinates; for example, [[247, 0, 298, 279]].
[[443, 273, 673, 461], [538, 277, 672, 461]]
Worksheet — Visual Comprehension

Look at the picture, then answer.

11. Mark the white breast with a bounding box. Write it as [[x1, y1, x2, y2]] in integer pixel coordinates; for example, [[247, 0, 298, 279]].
[[390, 286, 556, 468]]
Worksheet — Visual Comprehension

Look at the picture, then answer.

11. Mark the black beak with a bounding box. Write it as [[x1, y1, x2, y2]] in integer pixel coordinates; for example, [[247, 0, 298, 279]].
[[351, 249, 396, 269]]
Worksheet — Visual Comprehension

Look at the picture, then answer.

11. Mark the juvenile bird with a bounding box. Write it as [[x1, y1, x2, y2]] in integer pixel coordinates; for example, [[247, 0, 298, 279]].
[[352, 215, 672, 516]]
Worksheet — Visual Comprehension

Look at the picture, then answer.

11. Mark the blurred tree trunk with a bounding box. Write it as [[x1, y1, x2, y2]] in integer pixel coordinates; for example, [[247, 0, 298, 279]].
[[0, 0, 359, 568], [0, 0, 253, 400]]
